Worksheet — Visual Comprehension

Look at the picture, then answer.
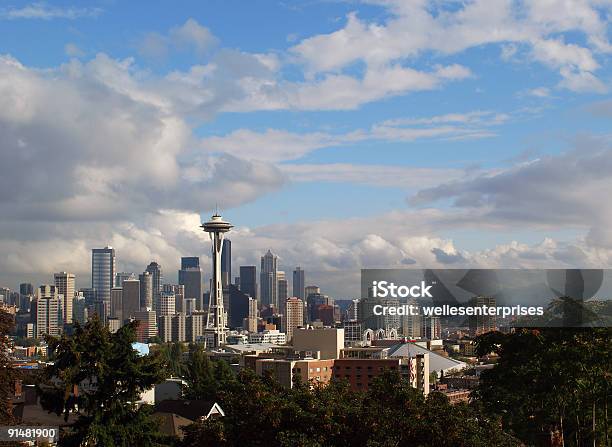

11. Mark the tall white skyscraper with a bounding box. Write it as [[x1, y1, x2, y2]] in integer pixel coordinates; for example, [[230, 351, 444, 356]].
[[35, 285, 63, 338], [260, 250, 278, 309], [92, 247, 116, 306], [54, 272, 75, 325], [201, 213, 233, 348], [139, 271, 153, 310]]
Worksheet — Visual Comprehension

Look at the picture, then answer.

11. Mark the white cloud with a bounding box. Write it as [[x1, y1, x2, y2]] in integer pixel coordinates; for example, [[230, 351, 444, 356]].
[[138, 18, 218, 61], [1, 3, 102, 20], [289, 0, 612, 95], [280, 164, 466, 188], [201, 109, 507, 163]]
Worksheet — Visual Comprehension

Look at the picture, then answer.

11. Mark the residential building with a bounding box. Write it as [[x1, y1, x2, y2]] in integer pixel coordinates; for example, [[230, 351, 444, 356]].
[[54, 272, 75, 325]]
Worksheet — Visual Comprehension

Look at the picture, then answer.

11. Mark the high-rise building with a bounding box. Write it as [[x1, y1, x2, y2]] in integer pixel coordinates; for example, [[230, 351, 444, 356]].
[[73, 293, 88, 325], [292, 267, 305, 300], [54, 272, 75, 325], [284, 297, 304, 342], [139, 271, 153, 310], [145, 262, 163, 311], [422, 316, 441, 340], [92, 247, 115, 306], [184, 298, 197, 315], [114, 272, 135, 288], [306, 293, 329, 323], [201, 213, 232, 347], [134, 310, 157, 343], [305, 285, 320, 299], [186, 311, 206, 342], [227, 285, 247, 328], [80, 287, 97, 307], [239, 266, 257, 300], [163, 284, 185, 313], [172, 313, 186, 342], [260, 250, 278, 308], [221, 239, 231, 288], [121, 279, 140, 320], [469, 296, 497, 335], [277, 271, 288, 313], [34, 285, 62, 338], [179, 257, 202, 310], [20, 283, 33, 296], [110, 287, 123, 323], [158, 292, 176, 317]]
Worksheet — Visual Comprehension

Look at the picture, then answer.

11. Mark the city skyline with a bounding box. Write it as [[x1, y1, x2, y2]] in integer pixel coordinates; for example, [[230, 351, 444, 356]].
[[1, 1, 612, 299]]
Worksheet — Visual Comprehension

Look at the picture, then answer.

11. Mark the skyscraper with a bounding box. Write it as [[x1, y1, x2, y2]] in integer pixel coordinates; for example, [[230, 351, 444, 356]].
[[114, 272, 135, 288], [469, 296, 497, 336], [179, 257, 203, 310], [239, 266, 257, 300], [221, 239, 231, 288], [110, 287, 123, 323], [293, 267, 305, 300], [121, 279, 140, 320], [34, 285, 62, 338], [163, 284, 185, 313], [139, 271, 153, 310], [158, 292, 176, 317], [92, 247, 115, 305], [201, 213, 233, 348], [20, 283, 33, 296], [54, 272, 75, 325], [260, 250, 278, 309], [285, 297, 304, 342], [145, 262, 162, 310], [277, 271, 288, 312]]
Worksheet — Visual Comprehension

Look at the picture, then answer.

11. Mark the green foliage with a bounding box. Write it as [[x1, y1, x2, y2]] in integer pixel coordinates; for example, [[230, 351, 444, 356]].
[[180, 369, 519, 447], [182, 343, 236, 401], [158, 342, 186, 377], [0, 310, 19, 424], [39, 315, 169, 447], [474, 328, 612, 446]]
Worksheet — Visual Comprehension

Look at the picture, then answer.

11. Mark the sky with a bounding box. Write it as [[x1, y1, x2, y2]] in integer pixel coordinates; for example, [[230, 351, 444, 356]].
[[1, 0, 612, 298]]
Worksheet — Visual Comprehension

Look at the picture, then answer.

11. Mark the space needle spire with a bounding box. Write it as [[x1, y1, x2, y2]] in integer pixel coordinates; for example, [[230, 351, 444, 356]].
[[201, 212, 233, 348]]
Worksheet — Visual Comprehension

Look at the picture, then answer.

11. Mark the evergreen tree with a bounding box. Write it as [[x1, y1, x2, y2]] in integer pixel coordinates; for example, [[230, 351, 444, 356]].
[[0, 310, 18, 424], [39, 316, 168, 447]]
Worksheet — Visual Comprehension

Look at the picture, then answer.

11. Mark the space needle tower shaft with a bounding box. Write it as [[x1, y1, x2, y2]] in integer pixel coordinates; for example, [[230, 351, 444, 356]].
[[201, 213, 233, 348]]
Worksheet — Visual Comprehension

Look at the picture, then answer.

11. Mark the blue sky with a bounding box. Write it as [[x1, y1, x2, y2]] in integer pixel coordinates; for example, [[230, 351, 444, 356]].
[[1, 0, 612, 295]]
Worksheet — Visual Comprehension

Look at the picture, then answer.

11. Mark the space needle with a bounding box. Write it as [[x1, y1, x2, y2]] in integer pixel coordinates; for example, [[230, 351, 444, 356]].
[[201, 212, 233, 348]]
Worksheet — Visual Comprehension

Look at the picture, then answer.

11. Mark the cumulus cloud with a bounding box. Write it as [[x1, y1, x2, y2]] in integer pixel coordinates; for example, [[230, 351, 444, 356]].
[[0, 53, 285, 252], [290, 0, 612, 94]]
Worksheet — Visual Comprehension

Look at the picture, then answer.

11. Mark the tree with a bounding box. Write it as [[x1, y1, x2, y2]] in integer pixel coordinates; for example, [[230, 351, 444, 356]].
[[39, 316, 168, 447], [157, 342, 186, 378], [0, 310, 18, 424], [182, 344, 235, 400], [181, 369, 518, 447], [474, 328, 612, 446]]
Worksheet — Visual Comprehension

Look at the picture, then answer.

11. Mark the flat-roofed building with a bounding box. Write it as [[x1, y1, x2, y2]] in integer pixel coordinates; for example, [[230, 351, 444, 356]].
[[292, 327, 344, 359]]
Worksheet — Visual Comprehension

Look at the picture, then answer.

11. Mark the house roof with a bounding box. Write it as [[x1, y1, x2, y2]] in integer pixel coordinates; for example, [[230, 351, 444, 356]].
[[154, 399, 225, 422], [388, 342, 466, 373]]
